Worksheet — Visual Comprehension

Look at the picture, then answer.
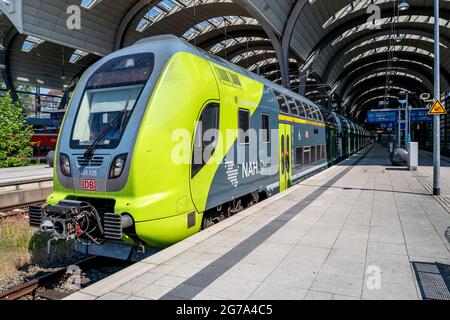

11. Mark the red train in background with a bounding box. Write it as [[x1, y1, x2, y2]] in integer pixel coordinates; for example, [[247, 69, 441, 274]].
[[27, 110, 65, 162]]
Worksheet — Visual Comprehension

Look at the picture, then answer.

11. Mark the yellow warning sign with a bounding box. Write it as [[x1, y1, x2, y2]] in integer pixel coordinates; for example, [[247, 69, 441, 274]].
[[428, 100, 447, 115]]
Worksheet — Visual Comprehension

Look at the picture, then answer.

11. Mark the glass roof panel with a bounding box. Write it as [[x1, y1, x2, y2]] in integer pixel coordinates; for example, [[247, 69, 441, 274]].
[[80, 0, 102, 9], [231, 50, 275, 64], [209, 36, 268, 53], [22, 36, 45, 53], [69, 49, 89, 64], [353, 70, 423, 87], [182, 16, 258, 41], [136, 0, 233, 33], [332, 15, 450, 46], [345, 34, 447, 55], [323, 0, 450, 29], [345, 45, 434, 68]]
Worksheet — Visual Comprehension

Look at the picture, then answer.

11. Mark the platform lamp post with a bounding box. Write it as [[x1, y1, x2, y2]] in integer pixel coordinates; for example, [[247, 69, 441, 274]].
[[433, 0, 441, 196]]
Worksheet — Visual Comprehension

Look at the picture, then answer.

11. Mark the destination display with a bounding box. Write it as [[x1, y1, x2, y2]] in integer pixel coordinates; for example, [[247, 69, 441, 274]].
[[410, 110, 434, 122], [367, 110, 398, 123]]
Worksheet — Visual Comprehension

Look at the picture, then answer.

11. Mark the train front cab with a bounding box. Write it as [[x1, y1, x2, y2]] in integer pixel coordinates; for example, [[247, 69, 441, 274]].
[[38, 40, 237, 251]]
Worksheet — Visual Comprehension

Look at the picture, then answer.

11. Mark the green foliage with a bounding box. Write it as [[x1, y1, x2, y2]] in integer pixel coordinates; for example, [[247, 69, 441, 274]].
[[0, 93, 34, 168]]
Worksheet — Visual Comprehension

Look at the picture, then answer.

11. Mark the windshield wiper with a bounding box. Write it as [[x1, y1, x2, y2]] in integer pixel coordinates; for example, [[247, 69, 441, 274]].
[[83, 93, 133, 159]]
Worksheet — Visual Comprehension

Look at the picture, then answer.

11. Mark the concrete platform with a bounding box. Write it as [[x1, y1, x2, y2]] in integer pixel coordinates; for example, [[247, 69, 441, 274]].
[[0, 165, 53, 187], [0, 166, 53, 209], [66, 145, 450, 300]]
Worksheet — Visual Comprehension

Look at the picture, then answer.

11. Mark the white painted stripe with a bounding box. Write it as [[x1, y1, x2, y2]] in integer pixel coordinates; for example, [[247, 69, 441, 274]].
[[292, 162, 328, 181], [266, 162, 328, 191]]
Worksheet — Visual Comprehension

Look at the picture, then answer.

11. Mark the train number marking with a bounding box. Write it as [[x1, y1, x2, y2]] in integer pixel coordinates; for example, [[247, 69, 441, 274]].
[[82, 179, 96, 191]]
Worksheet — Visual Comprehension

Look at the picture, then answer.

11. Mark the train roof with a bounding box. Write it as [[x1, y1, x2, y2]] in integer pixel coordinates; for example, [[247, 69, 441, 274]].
[[132, 35, 368, 134], [134, 36, 317, 103]]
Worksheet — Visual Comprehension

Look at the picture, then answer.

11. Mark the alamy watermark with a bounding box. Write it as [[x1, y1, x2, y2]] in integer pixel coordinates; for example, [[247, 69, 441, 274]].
[[66, 5, 81, 30], [63, 3, 383, 31], [366, 265, 382, 290], [367, 4, 382, 30], [65, 265, 82, 290]]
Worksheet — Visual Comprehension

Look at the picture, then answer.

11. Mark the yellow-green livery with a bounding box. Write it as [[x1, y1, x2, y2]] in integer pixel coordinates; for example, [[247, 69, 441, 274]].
[[29, 35, 370, 260]]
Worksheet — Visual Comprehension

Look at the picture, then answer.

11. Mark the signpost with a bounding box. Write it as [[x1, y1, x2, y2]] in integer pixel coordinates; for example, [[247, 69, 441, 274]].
[[368, 107, 433, 149], [433, 0, 441, 196]]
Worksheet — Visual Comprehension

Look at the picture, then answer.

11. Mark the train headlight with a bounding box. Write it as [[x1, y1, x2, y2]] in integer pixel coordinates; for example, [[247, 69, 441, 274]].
[[60, 153, 72, 177], [109, 154, 128, 179]]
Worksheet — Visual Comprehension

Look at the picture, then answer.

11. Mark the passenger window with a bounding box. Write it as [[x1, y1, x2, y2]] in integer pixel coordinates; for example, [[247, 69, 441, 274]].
[[192, 103, 220, 177], [239, 109, 250, 145], [275, 92, 289, 114], [304, 104, 313, 119], [296, 147, 303, 166], [311, 146, 316, 163], [295, 100, 306, 118], [261, 114, 270, 143], [311, 107, 320, 121], [287, 98, 297, 116], [303, 147, 311, 166], [317, 110, 324, 122]]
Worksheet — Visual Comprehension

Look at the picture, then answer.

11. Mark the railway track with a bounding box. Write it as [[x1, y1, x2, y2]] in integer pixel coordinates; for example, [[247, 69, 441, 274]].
[[0, 256, 130, 300], [0, 201, 45, 217]]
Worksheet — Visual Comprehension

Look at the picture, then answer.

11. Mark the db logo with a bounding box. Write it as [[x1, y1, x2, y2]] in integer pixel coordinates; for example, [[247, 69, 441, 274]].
[[82, 179, 96, 191]]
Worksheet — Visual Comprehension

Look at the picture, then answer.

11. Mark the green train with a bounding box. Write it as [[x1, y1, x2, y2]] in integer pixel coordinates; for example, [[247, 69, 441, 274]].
[[29, 35, 370, 260]]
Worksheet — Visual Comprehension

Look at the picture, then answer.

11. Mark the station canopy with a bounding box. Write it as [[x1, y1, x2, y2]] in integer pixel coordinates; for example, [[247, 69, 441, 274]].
[[0, 0, 448, 121]]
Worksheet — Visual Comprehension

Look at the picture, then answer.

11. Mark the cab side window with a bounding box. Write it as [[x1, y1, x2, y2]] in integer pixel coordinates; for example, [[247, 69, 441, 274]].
[[239, 109, 251, 145], [192, 103, 220, 177], [261, 114, 270, 144]]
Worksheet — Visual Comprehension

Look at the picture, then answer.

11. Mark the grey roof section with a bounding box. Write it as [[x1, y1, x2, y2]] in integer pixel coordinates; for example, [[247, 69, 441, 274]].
[[0, 0, 448, 120]]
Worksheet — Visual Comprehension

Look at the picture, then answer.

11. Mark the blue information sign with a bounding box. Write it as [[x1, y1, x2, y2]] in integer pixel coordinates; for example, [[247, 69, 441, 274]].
[[410, 110, 433, 122], [379, 123, 395, 129], [367, 110, 398, 123]]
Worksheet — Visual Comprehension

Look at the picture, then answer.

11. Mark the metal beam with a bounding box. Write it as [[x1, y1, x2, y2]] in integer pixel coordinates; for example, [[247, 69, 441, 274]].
[[322, 25, 450, 83], [280, 0, 309, 87], [309, 6, 450, 77], [114, 0, 159, 50], [333, 51, 450, 97], [1, 27, 18, 102], [237, 0, 285, 87], [433, 0, 441, 196]]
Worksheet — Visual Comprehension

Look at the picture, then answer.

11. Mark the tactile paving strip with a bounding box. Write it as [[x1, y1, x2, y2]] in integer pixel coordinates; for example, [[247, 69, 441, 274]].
[[411, 169, 450, 214], [412, 262, 450, 300]]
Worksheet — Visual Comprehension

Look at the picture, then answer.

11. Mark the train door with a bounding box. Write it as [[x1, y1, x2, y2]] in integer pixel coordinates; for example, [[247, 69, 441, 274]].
[[279, 123, 292, 192], [330, 129, 336, 163]]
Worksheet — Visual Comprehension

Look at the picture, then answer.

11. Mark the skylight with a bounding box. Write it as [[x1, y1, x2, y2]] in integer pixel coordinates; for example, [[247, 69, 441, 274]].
[[136, 0, 232, 33], [22, 36, 45, 52], [182, 16, 258, 42], [332, 15, 450, 46], [80, 0, 102, 9], [323, 0, 450, 29], [69, 49, 89, 64], [209, 36, 268, 54], [248, 57, 297, 73], [231, 50, 275, 64], [345, 34, 447, 55], [353, 71, 423, 87], [345, 45, 434, 68], [323, 0, 391, 29]]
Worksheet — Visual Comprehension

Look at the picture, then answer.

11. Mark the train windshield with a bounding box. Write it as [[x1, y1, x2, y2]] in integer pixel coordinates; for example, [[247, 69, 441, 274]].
[[71, 53, 154, 149]]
